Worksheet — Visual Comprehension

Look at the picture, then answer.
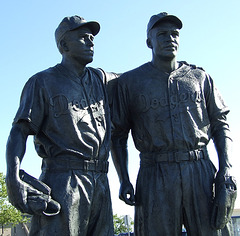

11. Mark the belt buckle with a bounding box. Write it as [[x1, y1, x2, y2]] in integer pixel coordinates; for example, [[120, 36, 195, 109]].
[[189, 150, 195, 161], [196, 149, 202, 160], [195, 150, 200, 160]]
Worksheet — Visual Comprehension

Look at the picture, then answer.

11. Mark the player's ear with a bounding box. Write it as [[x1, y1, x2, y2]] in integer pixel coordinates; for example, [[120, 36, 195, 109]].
[[146, 38, 152, 49], [60, 39, 69, 52]]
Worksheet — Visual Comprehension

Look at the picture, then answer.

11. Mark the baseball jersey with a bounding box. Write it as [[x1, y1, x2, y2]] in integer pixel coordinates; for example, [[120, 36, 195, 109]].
[[111, 62, 230, 153], [14, 64, 112, 161]]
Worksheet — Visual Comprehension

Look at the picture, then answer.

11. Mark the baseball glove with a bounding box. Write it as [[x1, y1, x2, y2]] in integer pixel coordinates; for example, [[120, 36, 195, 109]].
[[211, 175, 237, 230], [19, 169, 61, 216]]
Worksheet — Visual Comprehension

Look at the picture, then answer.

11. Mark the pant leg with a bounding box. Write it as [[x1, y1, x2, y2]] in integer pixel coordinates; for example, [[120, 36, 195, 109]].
[[87, 172, 114, 236], [134, 162, 183, 236], [181, 159, 233, 236], [29, 170, 113, 236], [29, 170, 93, 236], [134, 158, 234, 236]]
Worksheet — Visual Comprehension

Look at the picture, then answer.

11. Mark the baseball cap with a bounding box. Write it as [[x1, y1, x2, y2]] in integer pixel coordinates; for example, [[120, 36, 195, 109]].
[[55, 15, 100, 45], [147, 12, 182, 35]]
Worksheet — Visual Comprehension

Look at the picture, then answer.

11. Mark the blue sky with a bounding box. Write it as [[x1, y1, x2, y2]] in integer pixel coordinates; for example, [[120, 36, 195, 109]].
[[1, 0, 240, 218]]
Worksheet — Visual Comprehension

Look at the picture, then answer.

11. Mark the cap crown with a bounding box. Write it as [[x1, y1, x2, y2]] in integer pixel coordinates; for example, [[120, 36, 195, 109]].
[[55, 15, 100, 44], [147, 12, 182, 35]]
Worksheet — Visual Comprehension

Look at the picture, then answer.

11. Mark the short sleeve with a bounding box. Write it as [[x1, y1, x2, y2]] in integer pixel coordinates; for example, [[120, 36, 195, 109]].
[[97, 68, 120, 106], [111, 76, 132, 139], [13, 76, 46, 134], [204, 74, 229, 121]]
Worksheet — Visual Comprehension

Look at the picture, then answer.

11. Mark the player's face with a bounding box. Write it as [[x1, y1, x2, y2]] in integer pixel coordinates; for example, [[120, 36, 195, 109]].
[[148, 21, 180, 60], [64, 27, 95, 65]]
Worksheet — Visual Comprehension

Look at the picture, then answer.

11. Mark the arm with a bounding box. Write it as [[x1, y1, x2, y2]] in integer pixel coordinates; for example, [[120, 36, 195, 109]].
[[111, 134, 135, 205], [6, 121, 41, 213], [99, 69, 121, 107], [110, 75, 135, 205], [210, 114, 237, 229], [211, 114, 232, 177], [204, 74, 233, 176], [202, 73, 237, 228]]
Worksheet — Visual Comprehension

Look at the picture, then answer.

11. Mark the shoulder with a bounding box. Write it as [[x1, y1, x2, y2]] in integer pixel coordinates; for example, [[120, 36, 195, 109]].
[[124, 63, 149, 75], [18, 65, 60, 96], [179, 61, 210, 79], [87, 67, 102, 75], [180, 61, 206, 73], [27, 65, 59, 84], [88, 67, 120, 85], [87, 67, 106, 85], [119, 63, 149, 82], [90, 68, 121, 104]]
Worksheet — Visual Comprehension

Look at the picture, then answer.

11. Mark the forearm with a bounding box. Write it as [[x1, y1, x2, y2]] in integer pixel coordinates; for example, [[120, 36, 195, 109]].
[[211, 115, 232, 175], [213, 131, 232, 175], [110, 135, 130, 184], [6, 123, 29, 181], [111, 134, 135, 205]]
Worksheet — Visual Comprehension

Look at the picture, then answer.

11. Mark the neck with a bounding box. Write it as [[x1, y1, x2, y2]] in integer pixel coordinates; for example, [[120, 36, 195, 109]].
[[61, 57, 87, 77], [151, 56, 178, 73]]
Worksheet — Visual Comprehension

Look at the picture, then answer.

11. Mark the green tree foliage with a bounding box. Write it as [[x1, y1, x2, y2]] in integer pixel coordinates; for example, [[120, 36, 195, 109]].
[[113, 214, 134, 235], [0, 172, 29, 234]]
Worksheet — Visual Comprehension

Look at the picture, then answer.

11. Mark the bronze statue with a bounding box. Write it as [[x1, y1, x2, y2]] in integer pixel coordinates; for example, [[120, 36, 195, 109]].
[[111, 12, 237, 236], [6, 15, 117, 236]]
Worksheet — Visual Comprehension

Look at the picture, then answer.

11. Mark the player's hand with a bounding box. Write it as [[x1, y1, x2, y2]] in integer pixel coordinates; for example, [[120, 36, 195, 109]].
[[119, 180, 135, 206], [6, 175, 43, 214], [211, 174, 237, 229]]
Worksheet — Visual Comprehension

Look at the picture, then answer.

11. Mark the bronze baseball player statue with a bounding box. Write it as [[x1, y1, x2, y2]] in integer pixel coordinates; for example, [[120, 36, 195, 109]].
[[111, 12, 236, 236], [6, 15, 117, 236]]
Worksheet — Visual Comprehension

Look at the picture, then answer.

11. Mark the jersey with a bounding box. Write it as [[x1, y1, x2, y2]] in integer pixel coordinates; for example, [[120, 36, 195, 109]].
[[14, 64, 111, 161], [111, 61, 230, 153]]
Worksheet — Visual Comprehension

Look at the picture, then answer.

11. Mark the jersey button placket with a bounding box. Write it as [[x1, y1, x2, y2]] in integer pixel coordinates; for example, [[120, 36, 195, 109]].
[[168, 77, 181, 149]]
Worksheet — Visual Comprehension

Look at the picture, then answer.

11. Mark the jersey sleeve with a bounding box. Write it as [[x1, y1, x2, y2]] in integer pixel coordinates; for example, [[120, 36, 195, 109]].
[[111, 76, 132, 141], [204, 73, 229, 120], [97, 68, 121, 106], [203, 73, 231, 138], [13, 75, 46, 134]]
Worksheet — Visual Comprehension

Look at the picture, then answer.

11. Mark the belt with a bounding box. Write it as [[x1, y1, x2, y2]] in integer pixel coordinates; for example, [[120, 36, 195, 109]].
[[43, 158, 109, 173], [140, 147, 208, 163]]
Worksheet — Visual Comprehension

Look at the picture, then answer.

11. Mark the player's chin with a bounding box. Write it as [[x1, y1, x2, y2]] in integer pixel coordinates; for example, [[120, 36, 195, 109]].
[[81, 56, 94, 65], [163, 47, 177, 55], [87, 54, 94, 62], [161, 54, 176, 61], [86, 57, 93, 64]]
